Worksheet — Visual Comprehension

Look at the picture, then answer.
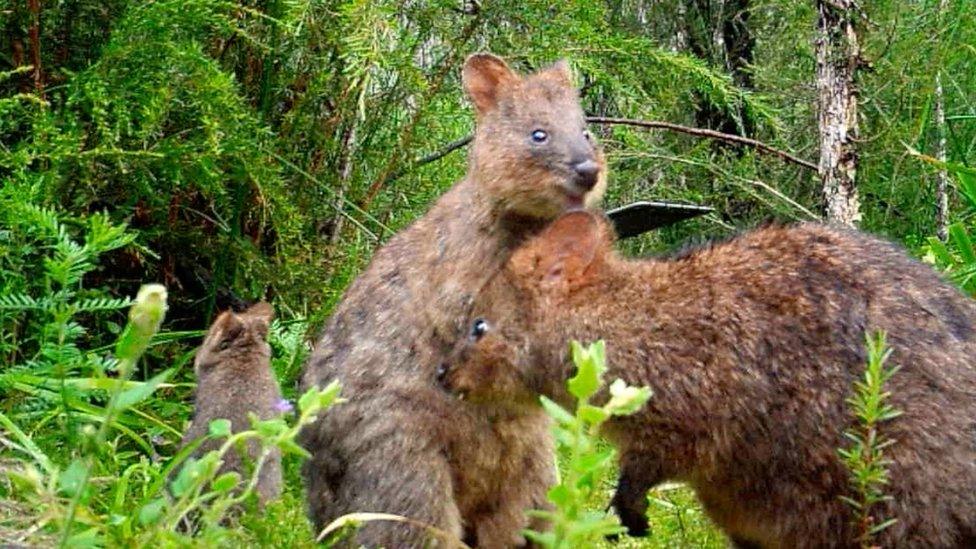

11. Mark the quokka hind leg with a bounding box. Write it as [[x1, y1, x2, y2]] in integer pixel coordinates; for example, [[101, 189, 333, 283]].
[[610, 454, 663, 538], [327, 437, 463, 547], [473, 466, 554, 549]]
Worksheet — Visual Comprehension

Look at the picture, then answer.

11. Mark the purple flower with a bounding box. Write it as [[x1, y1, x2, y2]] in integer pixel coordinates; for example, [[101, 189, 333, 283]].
[[274, 398, 294, 414]]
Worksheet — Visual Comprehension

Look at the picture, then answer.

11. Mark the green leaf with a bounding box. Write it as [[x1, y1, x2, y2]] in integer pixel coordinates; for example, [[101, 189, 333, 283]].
[[298, 380, 342, 416], [58, 459, 89, 498], [547, 484, 573, 508], [208, 418, 232, 438], [576, 447, 615, 472], [540, 396, 575, 426], [252, 416, 288, 438], [64, 527, 101, 549], [956, 171, 976, 210], [317, 380, 342, 408], [577, 404, 609, 425], [949, 224, 976, 264], [170, 457, 201, 498], [567, 340, 604, 400], [522, 530, 555, 546], [138, 498, 166, 525], [277, 438, 312, 458], [211, 472, 241, 493], [115, 369, 172, 410]]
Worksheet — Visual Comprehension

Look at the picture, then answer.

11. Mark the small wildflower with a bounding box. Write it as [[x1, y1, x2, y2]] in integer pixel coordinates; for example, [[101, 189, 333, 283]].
[[274, 398, 294, 414]]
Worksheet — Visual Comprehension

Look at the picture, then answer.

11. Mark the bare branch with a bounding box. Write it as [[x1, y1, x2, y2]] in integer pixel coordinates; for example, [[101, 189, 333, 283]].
[[588, 117, 817, 171], [384, 117, 816, 185]]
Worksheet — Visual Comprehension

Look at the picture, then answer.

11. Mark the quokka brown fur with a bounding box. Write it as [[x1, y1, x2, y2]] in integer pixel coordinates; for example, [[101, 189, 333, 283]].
[[300, 54, 607, 547], [440, 211, 976, 548], [182, 302, 283, 506]]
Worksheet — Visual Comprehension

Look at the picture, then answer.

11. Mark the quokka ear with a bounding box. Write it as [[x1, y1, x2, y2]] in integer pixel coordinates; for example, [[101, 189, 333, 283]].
[[243, 302, 274, 323], [242, 302, 273, 340], [545, 59, 575, 89], [207, 310, 246, 348], [510, 211, 608, 292], [463, 53, 519, 115]]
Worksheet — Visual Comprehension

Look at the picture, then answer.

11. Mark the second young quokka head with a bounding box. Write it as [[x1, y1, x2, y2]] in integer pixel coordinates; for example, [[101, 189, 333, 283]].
[[439, 211, 976, 548], [182, 302, 284, 506]]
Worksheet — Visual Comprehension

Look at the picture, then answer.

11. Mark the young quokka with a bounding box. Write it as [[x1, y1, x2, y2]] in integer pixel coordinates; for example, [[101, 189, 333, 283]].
[[300, 53, 606, 547], [182, 302, 284, 506], [439, 211, 976, 548]]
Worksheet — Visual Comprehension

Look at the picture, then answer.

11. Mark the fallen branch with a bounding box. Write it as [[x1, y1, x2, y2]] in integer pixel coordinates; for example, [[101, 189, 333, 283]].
[[382, 117, 817, 188]]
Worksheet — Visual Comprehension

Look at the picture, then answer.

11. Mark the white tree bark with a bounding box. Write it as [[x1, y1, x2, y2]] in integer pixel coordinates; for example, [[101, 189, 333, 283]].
[[815, 0, 861, 226], [934, 0, 949, 241]]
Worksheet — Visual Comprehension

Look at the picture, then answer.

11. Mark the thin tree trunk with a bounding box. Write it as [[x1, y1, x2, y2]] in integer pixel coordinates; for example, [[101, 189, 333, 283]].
[[934, 0, 949, 241], [815, 0, 861, 226], [27, 0, 43, 95], [683, 0, 755, 137], [329, 124, 358, 245]]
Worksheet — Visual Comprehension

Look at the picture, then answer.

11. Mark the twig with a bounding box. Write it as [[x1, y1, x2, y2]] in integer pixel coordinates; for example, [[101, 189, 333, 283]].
[[587, 117, 818, 171], [383, 117, 817, 187], [384, 135, 474, 184], [317, 512, 470, 547]]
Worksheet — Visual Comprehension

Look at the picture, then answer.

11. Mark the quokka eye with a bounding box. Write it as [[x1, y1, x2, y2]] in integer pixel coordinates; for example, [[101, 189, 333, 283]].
[[218, 338, 233, 351], [531, 129, 548, 143], [470, 318, 490, 339]]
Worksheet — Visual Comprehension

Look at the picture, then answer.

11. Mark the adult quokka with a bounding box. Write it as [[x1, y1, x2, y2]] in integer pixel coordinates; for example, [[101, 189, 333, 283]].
[[300, 54, 607, 547], [440, 211, 976, 548], [182, 302, 283, 506]]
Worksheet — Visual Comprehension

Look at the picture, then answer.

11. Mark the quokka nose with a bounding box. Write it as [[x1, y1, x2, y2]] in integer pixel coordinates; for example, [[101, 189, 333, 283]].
[[435, 363, 449, 385], [572, 160, 600, 191]]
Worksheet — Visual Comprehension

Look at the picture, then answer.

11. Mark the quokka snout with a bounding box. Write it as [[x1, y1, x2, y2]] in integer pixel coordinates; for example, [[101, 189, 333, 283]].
[[440, 211, 976, 548], [182, 302, 284, 506]]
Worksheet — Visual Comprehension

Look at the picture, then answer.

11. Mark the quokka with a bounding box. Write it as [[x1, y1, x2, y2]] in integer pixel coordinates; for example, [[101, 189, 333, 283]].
[[440, 211, 976, 548], [300, 54, 606, 547], [182, 302, 283, 506]]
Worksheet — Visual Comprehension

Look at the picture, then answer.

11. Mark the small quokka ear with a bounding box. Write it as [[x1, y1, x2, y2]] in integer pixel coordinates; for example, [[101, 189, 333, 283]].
[[546, 59, 574, 88], [463, 53, 518, 115], [510, 211, 606, 292], [208, 311, 245, 347], [243, 302, 274, 323], [242, 302, 273, 340]]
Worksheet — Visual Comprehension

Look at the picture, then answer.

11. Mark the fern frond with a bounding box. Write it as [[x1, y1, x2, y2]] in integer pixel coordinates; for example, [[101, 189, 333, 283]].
[[0, 294, 42, 311], [75, 297, 133, 313]]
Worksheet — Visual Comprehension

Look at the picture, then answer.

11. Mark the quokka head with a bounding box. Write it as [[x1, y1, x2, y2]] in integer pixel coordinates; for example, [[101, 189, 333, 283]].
[[194, 302, 274, 376], [438, 211, 614, 409], [463, 53, 606, 219]]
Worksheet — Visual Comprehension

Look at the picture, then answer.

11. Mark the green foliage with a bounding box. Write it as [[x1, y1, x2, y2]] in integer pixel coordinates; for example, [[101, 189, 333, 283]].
[[924, 167, 976, 293], [525, 340, 651, 548], [0, 0, 973, 545], [838, 331, 902, 547], [4, 283, 341, 547]]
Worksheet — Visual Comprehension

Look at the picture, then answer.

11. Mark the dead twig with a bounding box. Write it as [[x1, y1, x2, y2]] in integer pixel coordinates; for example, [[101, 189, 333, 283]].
[[587, 117, 818, 171], [381, 116, 817, 188]]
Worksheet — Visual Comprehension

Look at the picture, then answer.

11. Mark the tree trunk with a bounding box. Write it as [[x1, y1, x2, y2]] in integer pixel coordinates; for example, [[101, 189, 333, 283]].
[[684, 0, 756, 137], [27, 0, 43, 95], [934, 0, 949, 241], [815, 0, 861, 227]]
